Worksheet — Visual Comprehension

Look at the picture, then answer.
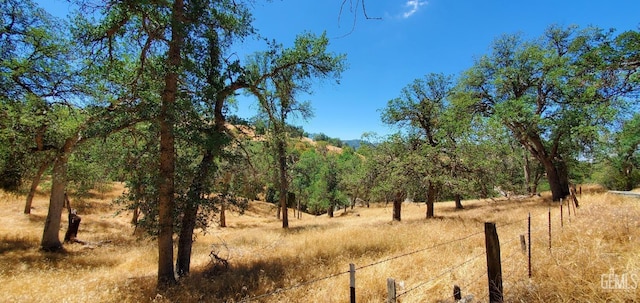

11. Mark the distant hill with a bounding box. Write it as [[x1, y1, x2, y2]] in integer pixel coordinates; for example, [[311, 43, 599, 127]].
[[342, 139, 364, 149]]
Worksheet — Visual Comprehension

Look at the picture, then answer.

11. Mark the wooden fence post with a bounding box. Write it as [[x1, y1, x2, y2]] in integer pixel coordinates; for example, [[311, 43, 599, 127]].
[[386, 278, 396, 303], [484, 222, 503, 303], [350, 263, 356, 303]]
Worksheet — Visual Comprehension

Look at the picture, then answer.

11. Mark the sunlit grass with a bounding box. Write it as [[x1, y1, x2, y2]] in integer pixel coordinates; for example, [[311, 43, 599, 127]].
[[1, 183, 638, 302]]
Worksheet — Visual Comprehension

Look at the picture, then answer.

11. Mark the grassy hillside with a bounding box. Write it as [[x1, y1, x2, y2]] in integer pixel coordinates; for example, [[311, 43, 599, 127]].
[[1, 184, 639, 302]]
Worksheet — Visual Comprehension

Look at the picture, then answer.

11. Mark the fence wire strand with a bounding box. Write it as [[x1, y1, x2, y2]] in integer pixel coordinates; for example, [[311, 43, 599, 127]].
[[497, 216, 528, 228], [357, 229, 484, 271], [239, 269, 350, 302], [395, 251, 485, 299], [454, 266, 488, 299], [241, 198, 577, 302]]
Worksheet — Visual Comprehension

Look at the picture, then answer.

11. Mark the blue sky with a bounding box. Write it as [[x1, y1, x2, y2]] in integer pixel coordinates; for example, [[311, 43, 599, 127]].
[[37, 0, 640, 140]]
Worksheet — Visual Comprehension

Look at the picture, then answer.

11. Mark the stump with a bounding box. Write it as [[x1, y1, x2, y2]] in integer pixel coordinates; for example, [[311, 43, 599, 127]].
[[64, 209, 82, 243]]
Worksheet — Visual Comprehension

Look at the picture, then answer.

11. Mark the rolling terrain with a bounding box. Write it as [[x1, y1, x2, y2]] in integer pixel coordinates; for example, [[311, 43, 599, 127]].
[[1, 184, 639, 302]]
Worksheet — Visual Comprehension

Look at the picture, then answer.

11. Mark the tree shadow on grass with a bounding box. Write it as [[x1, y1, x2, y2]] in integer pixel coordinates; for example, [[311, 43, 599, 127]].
[[0, 237, 124, 276], [0, 235, 35, 254], [148, 257, 292, 303]]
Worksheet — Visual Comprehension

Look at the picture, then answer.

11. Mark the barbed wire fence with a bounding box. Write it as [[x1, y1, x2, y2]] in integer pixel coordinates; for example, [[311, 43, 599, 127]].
[[237, 194, 581, 303]]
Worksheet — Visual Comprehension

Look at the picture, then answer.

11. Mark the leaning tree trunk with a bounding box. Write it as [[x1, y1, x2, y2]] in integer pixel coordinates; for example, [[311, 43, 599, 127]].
[[176, 197, 198, 278], [25, 160, 50, 214], [40, 139, 75, 251], [176, 149, 214, 277]]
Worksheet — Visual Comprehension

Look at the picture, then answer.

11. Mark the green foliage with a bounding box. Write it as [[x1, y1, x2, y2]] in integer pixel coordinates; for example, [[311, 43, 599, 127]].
[[312, 133, 343, 147], [457, 25, 640, 200], [66, 140, 113, 197], [593, 113, 640, 190], [0, 0, 77, 191]]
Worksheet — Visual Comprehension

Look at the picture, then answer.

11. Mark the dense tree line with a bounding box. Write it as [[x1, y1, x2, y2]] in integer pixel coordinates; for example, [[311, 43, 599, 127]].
[[1, 0, 638, 290]]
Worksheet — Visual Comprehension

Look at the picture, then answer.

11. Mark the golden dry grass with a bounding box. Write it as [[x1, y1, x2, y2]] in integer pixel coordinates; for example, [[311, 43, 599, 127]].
[[1, 184, 639, 302]]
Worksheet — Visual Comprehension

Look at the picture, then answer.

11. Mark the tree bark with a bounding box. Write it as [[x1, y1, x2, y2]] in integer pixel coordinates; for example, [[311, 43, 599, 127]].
[[219, 201, 226, 227], [40, 138, 75, 251], [24, 159, 50, 214], [175, 152, 209, 277], [454, 193, 463, 209], [350, 188, 360, 210], [518, 132, 570, 201], [157, 0, 184, 287], [557, 159, 571, 197], [277, 138, 289, 228], [392, 191, 403, 221], [297, 188, 302, 219], [327, 201, 334, 218], [426, 181, 437, 218], [175, 140, 216, 277], [624, 165, 634, 191], [523, 152, 532, 195], [540, 157, 570, 201]]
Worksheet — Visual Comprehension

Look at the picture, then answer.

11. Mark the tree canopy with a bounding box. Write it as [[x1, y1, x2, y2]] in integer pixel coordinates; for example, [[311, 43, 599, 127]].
[[2, 0, 640, 292]]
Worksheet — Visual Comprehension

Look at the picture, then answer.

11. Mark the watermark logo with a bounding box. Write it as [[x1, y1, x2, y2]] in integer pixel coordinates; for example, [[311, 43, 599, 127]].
[[601, 269, 639, 290]]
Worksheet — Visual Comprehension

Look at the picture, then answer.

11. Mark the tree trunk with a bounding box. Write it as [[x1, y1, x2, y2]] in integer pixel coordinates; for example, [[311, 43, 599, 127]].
[[158, 101, 177, 285], [175, 196, 197, 278], [624, 165, 634, 191], [556, 157, 571, 198], [219, 202, 226, 227], [157, 0, 184, 287], [297, 189, 302, 219], [176, 149, 214, 277], [426, 181, 436, 218], [541, 157, 569, 201], [131, 205, 140, 226], [392, 192, 403, 221], [40, 139, 74, 251], [454, 193, 463, 209], [287, 192, 296, 217], [523, 152, 532, 195], [277, 139, 288, 228], [351, 188, 360, 210], [327, 202, 334, 218], [24, 160, 50, 214]]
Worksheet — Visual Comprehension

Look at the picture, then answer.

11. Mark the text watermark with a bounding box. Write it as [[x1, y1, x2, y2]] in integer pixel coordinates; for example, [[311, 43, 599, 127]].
[[601, 269, 639, 290]]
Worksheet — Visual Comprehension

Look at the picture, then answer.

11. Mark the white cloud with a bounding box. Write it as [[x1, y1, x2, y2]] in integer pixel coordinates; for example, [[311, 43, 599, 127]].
[[402, 0, 428, 18]]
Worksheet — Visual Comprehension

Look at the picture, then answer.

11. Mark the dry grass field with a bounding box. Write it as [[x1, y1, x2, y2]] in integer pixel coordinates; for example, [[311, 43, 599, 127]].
[[1, 184, 639, 302]]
